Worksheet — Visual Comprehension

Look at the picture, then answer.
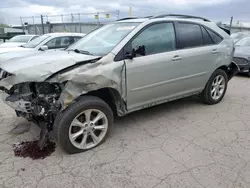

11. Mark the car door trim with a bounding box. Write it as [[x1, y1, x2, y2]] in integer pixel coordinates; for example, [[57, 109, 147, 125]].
[[131, 71, 207, 92]]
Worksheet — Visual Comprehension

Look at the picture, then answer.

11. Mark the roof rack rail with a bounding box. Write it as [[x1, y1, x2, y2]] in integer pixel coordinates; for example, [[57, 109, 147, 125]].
[[117, 17, 139, 21], [152, 14, 210, 22]]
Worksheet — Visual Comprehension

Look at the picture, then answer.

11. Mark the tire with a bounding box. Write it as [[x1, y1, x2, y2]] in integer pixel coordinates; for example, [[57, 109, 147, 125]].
[[200, 69, 228, 105], [54, 96, 114, 154]]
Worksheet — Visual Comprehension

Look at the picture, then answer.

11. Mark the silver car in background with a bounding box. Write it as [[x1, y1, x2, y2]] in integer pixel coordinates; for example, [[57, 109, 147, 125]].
[[231, 32, 250, 43], [0, 14, 238, 154], [233, 36, 250, 76], [0, 33, 85, 63], [0, 35, 38, 48]]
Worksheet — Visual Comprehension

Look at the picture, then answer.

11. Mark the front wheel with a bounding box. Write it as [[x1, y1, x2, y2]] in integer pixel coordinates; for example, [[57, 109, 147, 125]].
[[54, 96, 114, 154], [200, 69, 228, 105]]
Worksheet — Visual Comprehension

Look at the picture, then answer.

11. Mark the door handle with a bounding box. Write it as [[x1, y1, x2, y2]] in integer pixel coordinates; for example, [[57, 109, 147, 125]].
[[212, 49, 219, 54], [172, 55, 182, 61]]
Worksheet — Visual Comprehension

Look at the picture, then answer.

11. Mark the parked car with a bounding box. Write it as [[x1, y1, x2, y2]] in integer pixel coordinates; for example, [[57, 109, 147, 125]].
[[0, 14, 238, 154], [0, 35, 38, 48], [0, 33, 85, 60], [233, 36, 250, 76], [231, 32, 250, 43]]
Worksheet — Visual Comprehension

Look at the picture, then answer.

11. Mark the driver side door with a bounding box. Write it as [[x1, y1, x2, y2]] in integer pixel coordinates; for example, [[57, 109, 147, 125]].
[[124, 22, 179, 111]]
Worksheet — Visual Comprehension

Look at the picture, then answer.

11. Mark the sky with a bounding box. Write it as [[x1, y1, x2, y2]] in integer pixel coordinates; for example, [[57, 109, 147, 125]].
[[0, 0, 250, 25]]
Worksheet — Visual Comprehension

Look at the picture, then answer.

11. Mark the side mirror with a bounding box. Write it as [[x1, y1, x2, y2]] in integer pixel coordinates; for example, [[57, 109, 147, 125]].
[[125, 51, 135, 59], [134, 45, 146, 56], [39, 45, 48, 51]]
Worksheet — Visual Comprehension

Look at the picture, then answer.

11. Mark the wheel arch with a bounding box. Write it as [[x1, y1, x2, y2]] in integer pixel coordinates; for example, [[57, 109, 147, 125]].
[[217, 62, 239, 81], [75, 87, 127, 117]]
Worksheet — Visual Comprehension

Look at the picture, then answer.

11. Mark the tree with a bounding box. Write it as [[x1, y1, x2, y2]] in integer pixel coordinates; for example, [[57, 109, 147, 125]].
[[0, 23, 9, 28]]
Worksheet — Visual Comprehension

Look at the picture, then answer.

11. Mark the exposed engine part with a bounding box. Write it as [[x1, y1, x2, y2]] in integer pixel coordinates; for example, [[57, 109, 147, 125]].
[[2, 82, 64, 149], [38, 122, 49, 149]]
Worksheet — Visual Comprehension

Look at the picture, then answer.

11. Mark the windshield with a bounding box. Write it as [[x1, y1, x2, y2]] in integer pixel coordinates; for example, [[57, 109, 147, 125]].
[[22, 35, 50, 48], [235, 37, 250, 46], [67, 22, 141, 56], [9, 35, 32, 43]]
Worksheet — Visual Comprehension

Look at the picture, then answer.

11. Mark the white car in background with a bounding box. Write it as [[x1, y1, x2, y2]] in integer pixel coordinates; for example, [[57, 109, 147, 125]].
[[0, 33, 85, 62], [0, 35, 38, 48]]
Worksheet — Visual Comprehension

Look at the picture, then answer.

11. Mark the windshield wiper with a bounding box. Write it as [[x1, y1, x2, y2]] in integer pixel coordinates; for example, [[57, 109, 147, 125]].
[[68, 49, 94, 56], [20, 45, 26, 48]]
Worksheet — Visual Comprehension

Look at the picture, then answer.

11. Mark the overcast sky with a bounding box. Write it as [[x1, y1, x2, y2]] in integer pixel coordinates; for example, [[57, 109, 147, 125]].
[[0, 0, 249, 25]]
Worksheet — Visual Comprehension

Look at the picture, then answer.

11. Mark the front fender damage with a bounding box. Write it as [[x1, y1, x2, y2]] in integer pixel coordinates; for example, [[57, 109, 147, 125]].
[[49, 59, 127, 114]]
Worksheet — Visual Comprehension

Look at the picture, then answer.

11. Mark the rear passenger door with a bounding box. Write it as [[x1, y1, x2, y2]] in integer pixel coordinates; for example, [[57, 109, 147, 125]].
[[175, 22, 223, 92]]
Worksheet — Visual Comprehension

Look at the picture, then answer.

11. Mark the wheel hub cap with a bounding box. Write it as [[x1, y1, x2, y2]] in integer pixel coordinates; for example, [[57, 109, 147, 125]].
[[69, 109, 108, 150], [211, 75, 225, 100]]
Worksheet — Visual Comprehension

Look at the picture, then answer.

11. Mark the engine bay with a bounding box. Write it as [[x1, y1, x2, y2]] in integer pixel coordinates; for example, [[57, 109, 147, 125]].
[[3, 82, 63, 127]]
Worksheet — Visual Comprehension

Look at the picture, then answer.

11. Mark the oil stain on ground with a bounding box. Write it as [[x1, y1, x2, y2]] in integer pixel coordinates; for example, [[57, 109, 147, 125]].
[[13, 140, 56, 160]]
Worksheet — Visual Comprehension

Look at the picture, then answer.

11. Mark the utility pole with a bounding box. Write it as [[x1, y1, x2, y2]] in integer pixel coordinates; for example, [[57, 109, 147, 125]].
[[78, 13, 81, 33], [20, 17, 25, 33], [116, 10, 120, 20], [32, 16, 37, 35], [41, 15, 45, 34], [229, 16, 233, 33]]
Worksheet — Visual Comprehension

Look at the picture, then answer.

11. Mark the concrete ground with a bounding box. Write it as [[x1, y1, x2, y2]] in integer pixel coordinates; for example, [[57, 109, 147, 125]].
[[0, 76, 250, 188]]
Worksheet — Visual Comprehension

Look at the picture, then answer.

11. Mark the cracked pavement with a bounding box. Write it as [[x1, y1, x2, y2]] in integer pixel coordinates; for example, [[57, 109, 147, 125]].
[[0, 76, 250, 188]]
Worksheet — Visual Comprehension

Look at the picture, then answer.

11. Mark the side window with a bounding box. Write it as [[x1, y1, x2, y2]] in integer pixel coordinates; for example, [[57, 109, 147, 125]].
[[131, 23, 176, 56], [60, 37, 71, 47], [201, 26, 214, 45], [73, 37, 82, 43], [45, 37, 71, 49], [206, 29, 223, 44], [177, 23, 203, 49]]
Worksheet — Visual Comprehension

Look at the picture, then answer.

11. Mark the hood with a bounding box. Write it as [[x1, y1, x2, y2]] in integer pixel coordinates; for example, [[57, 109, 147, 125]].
[[0, 49, 38, 64], [0, 42, 25, 48], [0, 50, 101, 86], [0, 47, 31, 54], [234, 46, 250, 58]]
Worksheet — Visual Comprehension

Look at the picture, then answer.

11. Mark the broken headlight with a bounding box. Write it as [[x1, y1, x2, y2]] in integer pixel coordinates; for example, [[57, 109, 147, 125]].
[[0, 68, 13, 81]]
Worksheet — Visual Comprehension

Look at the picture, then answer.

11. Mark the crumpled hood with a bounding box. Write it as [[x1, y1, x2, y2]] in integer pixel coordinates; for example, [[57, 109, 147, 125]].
[[234, 46, 250, 58], [0, 42, 25, 48], [1, 50, 100, 74], [0, 46, 31, 54], [0, 50, 101, 88]]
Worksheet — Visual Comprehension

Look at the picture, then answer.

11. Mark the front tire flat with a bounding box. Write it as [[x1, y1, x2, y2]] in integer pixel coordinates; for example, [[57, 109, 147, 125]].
[[54, 96, 114, 154]]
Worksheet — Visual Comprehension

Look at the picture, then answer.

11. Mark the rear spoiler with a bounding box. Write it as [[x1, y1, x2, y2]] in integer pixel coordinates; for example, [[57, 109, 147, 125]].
[[218, 25, 230, 35]]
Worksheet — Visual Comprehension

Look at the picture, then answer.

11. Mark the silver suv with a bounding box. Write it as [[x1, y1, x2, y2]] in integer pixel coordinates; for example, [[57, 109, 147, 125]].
[[0, 14, 238, 153]]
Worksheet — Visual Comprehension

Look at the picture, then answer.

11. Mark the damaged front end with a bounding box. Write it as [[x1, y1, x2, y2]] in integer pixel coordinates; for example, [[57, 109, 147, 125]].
[[0, 53, 127, 148], [3, 82, 63, 124], [0, 81, 64, 147]]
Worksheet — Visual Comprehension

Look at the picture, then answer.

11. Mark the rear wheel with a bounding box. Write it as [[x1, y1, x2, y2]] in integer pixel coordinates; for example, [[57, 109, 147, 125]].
[[200, 69, 228, 105], [54, 96, 114, 154]]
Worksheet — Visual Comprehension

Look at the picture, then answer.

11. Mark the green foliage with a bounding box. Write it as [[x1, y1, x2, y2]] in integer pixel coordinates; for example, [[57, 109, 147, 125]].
[[0, 23, 9, 28]]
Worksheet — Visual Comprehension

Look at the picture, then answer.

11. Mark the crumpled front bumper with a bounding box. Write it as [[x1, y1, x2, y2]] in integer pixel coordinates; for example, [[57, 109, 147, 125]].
[[0, 91, 31, 113]]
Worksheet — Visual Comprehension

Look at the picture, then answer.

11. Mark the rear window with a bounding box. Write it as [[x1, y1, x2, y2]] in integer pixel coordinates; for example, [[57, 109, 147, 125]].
[[177, 23, 203, 49], [206, 29, 223, 44], [201, 26, 214, 45]]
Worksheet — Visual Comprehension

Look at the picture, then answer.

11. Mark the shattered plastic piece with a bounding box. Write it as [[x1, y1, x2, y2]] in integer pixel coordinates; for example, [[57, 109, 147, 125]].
[[13, 140, 56, 160]]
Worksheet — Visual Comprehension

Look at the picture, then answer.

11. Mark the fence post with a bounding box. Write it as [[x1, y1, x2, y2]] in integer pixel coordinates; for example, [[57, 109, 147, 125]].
[[41, 15, 45, 34]]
